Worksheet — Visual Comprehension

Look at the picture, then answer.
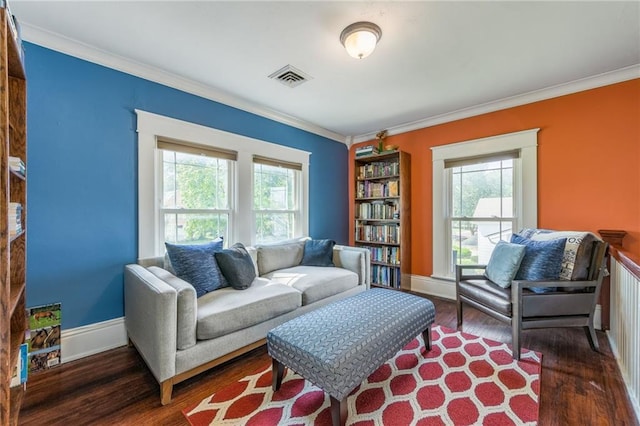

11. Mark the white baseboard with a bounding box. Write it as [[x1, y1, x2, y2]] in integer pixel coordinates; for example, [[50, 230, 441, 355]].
[[410, 275, 456, 300], [60, 317, 127, 363]]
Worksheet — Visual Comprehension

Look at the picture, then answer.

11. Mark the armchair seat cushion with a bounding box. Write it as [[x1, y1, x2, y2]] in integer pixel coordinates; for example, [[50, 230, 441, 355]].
[[458, 279, 513, 316]]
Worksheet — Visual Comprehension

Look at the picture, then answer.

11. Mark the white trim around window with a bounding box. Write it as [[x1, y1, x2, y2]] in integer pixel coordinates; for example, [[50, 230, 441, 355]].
[[431, 128, 539, 280], [135, 109, 310, 259]]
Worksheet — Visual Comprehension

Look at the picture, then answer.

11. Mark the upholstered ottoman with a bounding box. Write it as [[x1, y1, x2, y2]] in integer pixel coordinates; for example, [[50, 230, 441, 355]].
[[267, 288, 436, 426]]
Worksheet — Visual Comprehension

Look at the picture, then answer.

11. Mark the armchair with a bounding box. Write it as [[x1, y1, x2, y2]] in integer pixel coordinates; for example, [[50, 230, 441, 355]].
[[456, 234, 608, 360]]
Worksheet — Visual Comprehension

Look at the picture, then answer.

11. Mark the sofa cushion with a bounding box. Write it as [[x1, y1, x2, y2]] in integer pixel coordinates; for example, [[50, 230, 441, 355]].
[[165, 238, 228, 297], [518, 229, 599, 280], [484, 241, 526, 288], [511, 234, 566, 293], [196, 278, 301, 340], [147, 266, 197, 350], [458, 279, 513, 316], [257, 240, 306, 275], [214, 243, 256, 290], [262, 265, 359, 305], [300, 239, 336, 267]]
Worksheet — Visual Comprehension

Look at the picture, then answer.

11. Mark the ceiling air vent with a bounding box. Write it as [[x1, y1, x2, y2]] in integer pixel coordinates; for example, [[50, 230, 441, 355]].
[[268, 65, 312, 88]]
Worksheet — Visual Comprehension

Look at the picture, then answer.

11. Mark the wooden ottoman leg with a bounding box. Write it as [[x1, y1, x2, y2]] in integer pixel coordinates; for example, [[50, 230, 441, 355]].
[[330, 396, 347, 426], [422, 325, 432, 351], [272, 358, 285, 391]]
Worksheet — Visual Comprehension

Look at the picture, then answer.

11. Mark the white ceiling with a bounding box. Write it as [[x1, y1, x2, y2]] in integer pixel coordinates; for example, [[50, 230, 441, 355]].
[[10, 1, 640, 143]]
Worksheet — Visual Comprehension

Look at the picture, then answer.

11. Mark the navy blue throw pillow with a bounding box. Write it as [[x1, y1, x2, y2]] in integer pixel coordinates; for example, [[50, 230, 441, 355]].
[[165, 238, 228, 297], [300, 239, 336, 267], [510, 234, 567, 293], [214, 243, 256, 290]]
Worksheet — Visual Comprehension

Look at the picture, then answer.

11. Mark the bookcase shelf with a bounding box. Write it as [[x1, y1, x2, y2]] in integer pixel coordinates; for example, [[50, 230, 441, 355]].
[[354, 150, 411, 290], [1, 6, 27, 425]]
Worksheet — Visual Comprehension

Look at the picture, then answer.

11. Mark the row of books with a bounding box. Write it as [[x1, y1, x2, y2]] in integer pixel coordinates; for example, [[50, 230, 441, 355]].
[[355, 223, 400, 244], [9, 202, 22, 236], [9, 155, 25, 176], [356, 180, 399, 199], [361, 245, 401, 265], [355, 145, 379, 157], [357, 161, 399, 179], [372, 265, 402, 288], [356, 201, 399, 220]]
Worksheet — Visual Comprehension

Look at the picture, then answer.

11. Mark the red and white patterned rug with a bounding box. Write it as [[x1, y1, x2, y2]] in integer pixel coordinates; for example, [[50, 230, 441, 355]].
[[183, 325, 541, 426]]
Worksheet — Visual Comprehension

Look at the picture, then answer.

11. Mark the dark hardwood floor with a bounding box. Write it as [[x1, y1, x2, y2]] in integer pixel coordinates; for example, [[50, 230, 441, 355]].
[[18, 296, 639, 425]]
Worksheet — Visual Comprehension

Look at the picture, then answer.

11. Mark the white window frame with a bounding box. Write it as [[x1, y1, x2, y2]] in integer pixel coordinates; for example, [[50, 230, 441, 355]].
[[136, 109, 310, 260], [431, 128, 539, 280]]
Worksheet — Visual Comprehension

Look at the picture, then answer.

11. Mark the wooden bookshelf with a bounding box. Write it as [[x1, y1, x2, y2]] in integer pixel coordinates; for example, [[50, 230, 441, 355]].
[[1, 5, 27, 425], [354, 150, 411, 290]]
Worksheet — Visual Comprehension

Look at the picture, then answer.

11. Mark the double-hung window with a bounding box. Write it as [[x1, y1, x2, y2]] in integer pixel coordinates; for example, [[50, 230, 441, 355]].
[[158, 139, 235, 246], [448, 153, 517, 269], [253, 156, 302, 244], [432, 129, 539, 280]]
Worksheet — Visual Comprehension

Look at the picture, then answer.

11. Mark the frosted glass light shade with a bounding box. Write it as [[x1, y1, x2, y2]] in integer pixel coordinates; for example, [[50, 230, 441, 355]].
[[340, 22, 382, 59]]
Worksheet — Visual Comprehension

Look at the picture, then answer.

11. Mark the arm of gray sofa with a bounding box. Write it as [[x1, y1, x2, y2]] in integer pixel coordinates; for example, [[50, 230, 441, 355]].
[[333, 245, 371, 288], [124, 264, 179, 385]]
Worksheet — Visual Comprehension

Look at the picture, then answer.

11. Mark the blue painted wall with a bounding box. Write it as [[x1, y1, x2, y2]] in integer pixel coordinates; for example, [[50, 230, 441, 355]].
[[25, 43, 349, 330]]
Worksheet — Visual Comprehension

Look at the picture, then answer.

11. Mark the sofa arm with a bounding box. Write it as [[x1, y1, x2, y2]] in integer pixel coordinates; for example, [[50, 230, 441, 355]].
[[124, 264, 178, 383], [333, 245, 371, 288]]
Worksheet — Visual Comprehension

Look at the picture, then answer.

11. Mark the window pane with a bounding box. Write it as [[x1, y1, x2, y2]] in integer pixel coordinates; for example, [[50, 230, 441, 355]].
[[451, 220, 514, 269], [162, 150, 229, 209], [452, 160, 513, 218], [254, 163, 296, 210], [164, 213, 229, 245], [255, 212, 294, 244]]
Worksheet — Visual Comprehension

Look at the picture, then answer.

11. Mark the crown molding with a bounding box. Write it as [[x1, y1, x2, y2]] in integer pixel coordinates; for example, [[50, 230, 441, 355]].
[[353, 64, 640, 144], [20, 23, 348, 144]]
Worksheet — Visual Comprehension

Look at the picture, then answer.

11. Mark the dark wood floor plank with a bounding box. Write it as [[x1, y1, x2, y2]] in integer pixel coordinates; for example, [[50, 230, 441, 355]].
[[18, 297, 639, 425]]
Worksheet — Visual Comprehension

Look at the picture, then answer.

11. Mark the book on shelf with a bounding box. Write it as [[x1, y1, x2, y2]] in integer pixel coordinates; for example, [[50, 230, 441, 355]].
[[10, 343, 28, 387], [355, 145, 379, 157], [9, 155, 25, 175]]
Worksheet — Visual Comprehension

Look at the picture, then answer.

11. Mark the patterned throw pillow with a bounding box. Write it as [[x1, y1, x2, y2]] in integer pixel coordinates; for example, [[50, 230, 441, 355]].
[[165, 238, 228, 297], [484, 241, 526, 288], [511, 234, 567, 293], [300, 239, 336, 267], [214, 243, 257, 290]]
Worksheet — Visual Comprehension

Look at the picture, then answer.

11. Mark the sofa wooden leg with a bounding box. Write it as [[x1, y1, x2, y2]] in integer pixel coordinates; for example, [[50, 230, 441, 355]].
[[160, 380, 173, 406]]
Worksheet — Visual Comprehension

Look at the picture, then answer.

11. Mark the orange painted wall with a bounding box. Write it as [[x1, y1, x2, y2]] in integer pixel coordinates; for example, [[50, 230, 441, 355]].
[[349, 79, 640, 277]]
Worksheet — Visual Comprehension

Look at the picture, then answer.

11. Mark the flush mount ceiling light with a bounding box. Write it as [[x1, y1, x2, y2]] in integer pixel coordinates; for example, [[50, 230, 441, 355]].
[[340, 21, 382, 59]]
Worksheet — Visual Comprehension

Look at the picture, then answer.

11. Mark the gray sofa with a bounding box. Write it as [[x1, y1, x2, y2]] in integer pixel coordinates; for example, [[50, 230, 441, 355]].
[[124, 240, 370, 404]]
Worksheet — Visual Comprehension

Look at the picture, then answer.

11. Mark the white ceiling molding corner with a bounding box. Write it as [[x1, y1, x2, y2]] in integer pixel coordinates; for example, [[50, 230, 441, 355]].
[[352, 64, 640, 144], [20, 22, 348, 145]]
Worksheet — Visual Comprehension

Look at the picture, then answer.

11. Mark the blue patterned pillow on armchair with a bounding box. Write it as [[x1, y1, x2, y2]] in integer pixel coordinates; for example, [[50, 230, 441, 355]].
[[511, 234, 567, 293]]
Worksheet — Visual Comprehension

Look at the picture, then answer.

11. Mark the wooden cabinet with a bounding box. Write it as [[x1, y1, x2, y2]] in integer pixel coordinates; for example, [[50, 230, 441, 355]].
[[354, 151, 410, 290], [0, 5, 26, 425]]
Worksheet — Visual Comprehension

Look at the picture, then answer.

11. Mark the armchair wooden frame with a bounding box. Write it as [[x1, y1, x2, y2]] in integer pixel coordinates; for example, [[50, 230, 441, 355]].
[[456, 241, 608, 359]]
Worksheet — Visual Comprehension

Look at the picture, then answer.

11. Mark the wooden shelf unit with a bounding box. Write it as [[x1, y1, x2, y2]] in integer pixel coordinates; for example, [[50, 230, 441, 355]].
[[354, 150, 411, 290], [1, 5, 27, 425]]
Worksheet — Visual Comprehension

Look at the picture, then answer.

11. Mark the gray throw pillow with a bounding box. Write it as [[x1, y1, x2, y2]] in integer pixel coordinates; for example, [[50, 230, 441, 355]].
[[511, 234, 567, 293], [484, 241, 526, 288], [300, 239, 336, 266], [214, 243, 256, 290], [165, 237, 228, 298]]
